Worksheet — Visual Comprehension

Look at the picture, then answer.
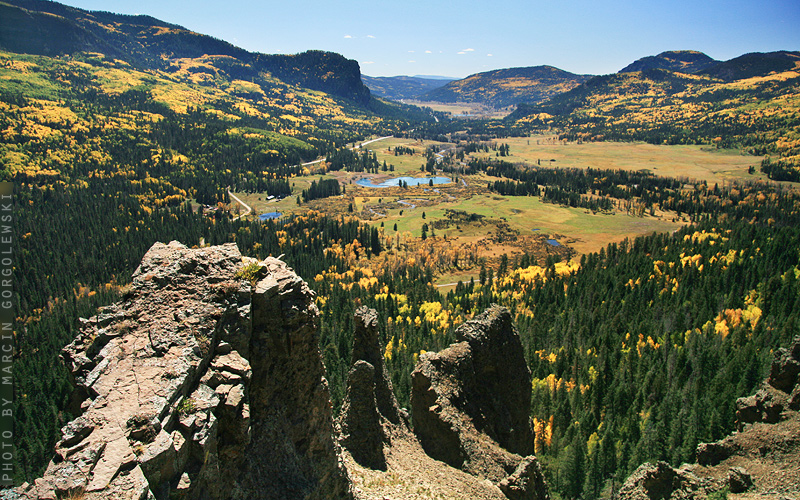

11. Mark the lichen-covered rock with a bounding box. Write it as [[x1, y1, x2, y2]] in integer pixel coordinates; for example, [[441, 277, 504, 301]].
[[14, 242, 351, 500]]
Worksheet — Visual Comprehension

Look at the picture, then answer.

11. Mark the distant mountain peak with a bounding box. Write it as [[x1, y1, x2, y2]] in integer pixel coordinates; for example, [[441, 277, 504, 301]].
[[699, 50, 800, 81], [619, 50, 718, 74], [412, 74, 457, 80], [362, 74, 454, 101], [419, 65, 593, 108]]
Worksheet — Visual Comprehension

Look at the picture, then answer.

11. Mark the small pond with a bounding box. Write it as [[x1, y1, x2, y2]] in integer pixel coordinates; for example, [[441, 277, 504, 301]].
[[356, 176, 450, 188], [259, 212, 282, 221], [546, 239, 561, 246]]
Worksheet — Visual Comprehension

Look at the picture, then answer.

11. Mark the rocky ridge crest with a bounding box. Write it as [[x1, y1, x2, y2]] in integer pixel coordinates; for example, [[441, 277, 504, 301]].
[[339, 304, 549, 500], [13, 241, 351, 500], [10, 243, 551, 500]]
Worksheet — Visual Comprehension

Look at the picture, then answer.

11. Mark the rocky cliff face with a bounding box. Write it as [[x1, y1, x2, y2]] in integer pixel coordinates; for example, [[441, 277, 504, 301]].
[[14, 241, 351, 500], [412, 306, 534, 472], [618, 336, 800, 499], [410, 305, 548, 499], [337, 305, 549, 500], [13, 244, 552, 500], [337, 306, 406, 471]]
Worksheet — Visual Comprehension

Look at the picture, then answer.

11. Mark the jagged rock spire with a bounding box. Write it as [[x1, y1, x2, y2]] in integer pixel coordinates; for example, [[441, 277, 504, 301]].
[[338, 306, 405, 471], [410, 304, 547, 499], [351, 306, 402, 424], [16, 242, 351, 500], [339, 361, 387, 471]]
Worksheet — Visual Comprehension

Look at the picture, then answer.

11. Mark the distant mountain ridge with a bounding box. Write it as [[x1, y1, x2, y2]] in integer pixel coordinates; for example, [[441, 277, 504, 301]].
[[507, 49, 800, 170], [619, 50, 719, 74], [413, 74, 456, 80], [362, 75, 454, 101], [0, 0, 372, 104], [618, 49, 800, 82], [699, 50, 800, 81], [405, 50, 800, 111], [419, 65, 592, 108]]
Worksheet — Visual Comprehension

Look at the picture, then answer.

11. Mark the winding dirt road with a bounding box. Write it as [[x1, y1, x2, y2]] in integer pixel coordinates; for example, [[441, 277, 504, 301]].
[[227, 188, 253, 220]]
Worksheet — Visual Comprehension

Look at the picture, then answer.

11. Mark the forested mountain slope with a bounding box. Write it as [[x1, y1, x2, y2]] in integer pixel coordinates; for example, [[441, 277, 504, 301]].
[[700, 50, 800, 81], [509, 51, 800, 178], [0, 0, 372, 103], [618, 50, 719, 74], [420, 65, 592, 107], [362, 75, 454, 101]]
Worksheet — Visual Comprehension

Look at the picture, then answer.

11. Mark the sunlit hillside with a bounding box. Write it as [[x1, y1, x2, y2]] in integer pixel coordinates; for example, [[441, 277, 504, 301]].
[[0, 49, 415, 190], [421, 65, 592, 108], [3, 1, 800, 498], [510, 57, 800, 178]]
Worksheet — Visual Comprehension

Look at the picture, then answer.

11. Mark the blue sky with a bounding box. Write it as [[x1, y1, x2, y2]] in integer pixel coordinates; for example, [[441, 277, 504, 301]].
[[60, 0, 800, 78]]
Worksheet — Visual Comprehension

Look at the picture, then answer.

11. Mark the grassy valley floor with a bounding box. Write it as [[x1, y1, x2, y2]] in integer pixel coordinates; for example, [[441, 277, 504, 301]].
[[231, 136, 766, 286]]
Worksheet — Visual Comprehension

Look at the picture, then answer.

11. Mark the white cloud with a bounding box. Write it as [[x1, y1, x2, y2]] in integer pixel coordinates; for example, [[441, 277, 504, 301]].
[[408, 50, 415, 53], [464, 48, 475, 52], [344, 35, 353, 39], [408, 60, 416, 63], [366, 35, 375, 38], [425, 50, 432, 54], [487, 53, 493, 57], [362, 61, 375, 64]]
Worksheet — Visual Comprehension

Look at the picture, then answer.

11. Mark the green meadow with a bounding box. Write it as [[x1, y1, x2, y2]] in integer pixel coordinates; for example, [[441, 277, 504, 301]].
[[233, 136, 759, 259], [478, 135, 764, 185]]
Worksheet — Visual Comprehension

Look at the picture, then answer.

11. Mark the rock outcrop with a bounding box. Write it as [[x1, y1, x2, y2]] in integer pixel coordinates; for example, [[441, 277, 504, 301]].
[[617, 462, 709, 500], [735, 336, 800, 429], [337, 306, 405, 471], [410, 304, 547, 499], [619, 336, 800, 500], [14, 242, 351, 500], [497, 457, 550, 500], [339, 305, 543, 500], [350, 306, 402, 425], [339, 360, 388, 471], [13, 246, 554, 500]]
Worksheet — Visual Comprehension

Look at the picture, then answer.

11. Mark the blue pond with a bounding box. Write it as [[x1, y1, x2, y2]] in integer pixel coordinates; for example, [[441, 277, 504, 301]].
[[259, 212, 282, 221], [546, 239, 561, 247], [356, 176, 450, 188]]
